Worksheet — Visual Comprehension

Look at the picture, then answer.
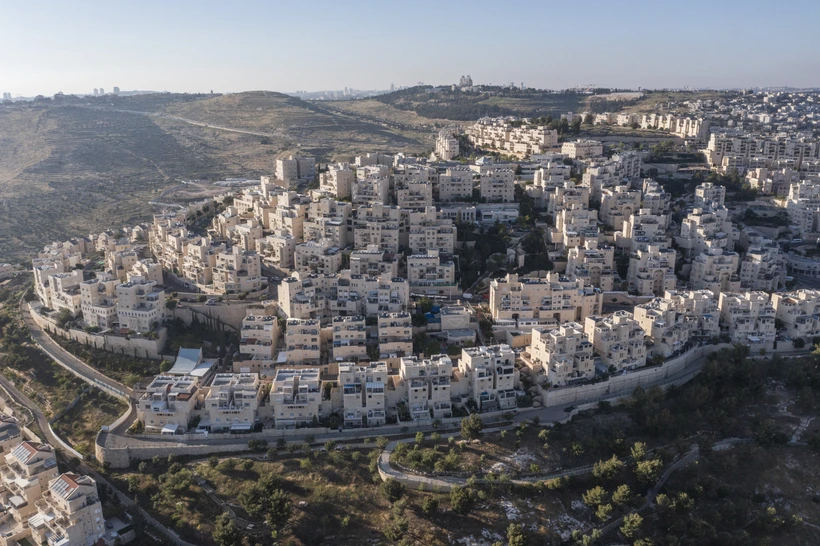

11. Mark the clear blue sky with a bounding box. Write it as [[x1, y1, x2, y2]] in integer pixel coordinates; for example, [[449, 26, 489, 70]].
[[2, 0, 819, 96]]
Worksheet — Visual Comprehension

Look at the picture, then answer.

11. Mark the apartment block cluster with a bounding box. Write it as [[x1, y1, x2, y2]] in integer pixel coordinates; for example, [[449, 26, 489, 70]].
[[32, 235, 168, 334], [137, 342, 523, 431], [0, 414, 127, 545]]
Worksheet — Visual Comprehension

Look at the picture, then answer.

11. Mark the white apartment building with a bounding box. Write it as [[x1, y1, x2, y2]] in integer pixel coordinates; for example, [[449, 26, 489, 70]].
[[275, 155, 316, 183], [562, 139, 603, 159], [267, 191, 309, 239], [694, 182, 726, 207], [466, 118, 558, 157], [718, 291, 776, 346], [271, 368, 322, 428], [332, 315, 367, 361], [35, 267, 83, 316], [398, 355, 453, 422], [294, 239, 343, 275], [129, 258, 163, 285], [785, 179, 820, 236], [406, 208, 457, 255], [439, 305, 472, 331], [407, 250, 457, 297], [745, 167, 799, 197], [528, 322, 594, 385], [479, 169, 515, 202], [213, 248, 263, 295], [352, 175, 390, 205], [28, 473, 105, 546], [353, 204, 402, 252], [339, 362, 388, 427], [641, 179, 670, 216], [600, 186, 641, 230], [396, 180, 434, 210], [488, 272, 602, 323], [740, 241, 785, 291], [320, 163, 355, 199], [435, 129, 460, 161], [459, 345, 517, 411], [584, 311, 647, 371], [704, 133, 818, 172], [239, 313, 278, 361], [550, 205, 599, 249], [203, 373, 262, 432], [378, 312, 412, 358], [115, 276, 165, 333], [283, 319, 321, 365], [79, 274, 118, 329], [279, 271, 409, 320], [105, 249, 138, 282], [772, 290, 820, 340], [617, 208, 670, 250], [628, 244, 677, 296], [545, 181, 590, 216], [349, 246, 400, 278], [566, 240, 615, 291], [690, 248, 741, 294], [438, 167, 475, 201], [303, 199, 352, 248], [0, 442, 60, 545], [677, 206, 738, 256], [138, 375, 200, 433], [633, 290, 720, 357], [257, 230, 296, 269]]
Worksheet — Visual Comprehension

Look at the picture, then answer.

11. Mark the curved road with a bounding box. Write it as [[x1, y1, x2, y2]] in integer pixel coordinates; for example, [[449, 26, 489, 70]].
[[21, 302, 137, 435]]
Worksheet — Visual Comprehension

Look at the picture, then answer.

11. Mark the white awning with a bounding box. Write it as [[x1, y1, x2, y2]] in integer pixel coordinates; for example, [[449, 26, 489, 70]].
[[161, 423, 179, 434]]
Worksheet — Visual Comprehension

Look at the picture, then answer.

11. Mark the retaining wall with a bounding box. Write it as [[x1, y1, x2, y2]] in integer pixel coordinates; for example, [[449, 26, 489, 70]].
[[29, 304, 166, 359]]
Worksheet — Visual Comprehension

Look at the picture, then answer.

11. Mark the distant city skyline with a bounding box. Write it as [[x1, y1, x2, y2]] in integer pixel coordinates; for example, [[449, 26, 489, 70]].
[[2, 0, 819, 97]]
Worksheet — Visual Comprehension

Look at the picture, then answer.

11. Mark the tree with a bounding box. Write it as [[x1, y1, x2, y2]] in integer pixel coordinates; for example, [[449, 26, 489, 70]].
[[582, 486, 607, 507], [264, 489, 292, 530], [595, 503, 613, 521], [620, 512, 643, 539], [213, 513, 244, 546], [507, 523, 528, 546], [422, 496, 439, 516], [450, 486, 474, 515], [381, 478, 406, 503], [635, 459, 663, 484], [415, 432, 425, 445], [592, 455, 624, 481], [612, 484, 633, 507], [376, 436, 389, 449], [630, 441, 647, 462], [208, 455, 219, 468], [460, 413, 483, 440]]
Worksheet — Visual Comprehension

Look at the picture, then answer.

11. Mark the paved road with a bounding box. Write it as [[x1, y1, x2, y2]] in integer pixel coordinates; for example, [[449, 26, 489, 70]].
[[0, 373, 195, 545], [22, 301, 138, 435]]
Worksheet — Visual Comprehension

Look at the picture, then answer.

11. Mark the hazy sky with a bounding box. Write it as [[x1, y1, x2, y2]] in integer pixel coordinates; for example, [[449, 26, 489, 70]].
[[2, 0, 819, 97]]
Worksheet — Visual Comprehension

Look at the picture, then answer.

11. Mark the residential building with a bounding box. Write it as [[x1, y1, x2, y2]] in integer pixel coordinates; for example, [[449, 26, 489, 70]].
[[338, 362, 388, 427], [479, 169, 515, 202], [407, 250, 457, 297], [772, 290, 820, 340], [566, 240, 615, 291], [294, 239, 343, 275], [459, 345, 517, 411], [212, 248, 263, 294], [690, 248, 741, 294], [332, 316, 367, 361], [528, 322, 594, 385], [238, 313, 278, 361], [488, 272, 602, 323], [79, 274, 118, 330], [600, 186, 641, 230], [319, 163, 355, 199], [584, 311, 647, 371], [677, 205, 737, 256], [633, 290, 719, 357], [271, 368, 322, 428], [0, 442, 60, 545], [740, 241, 785, 291], [435, 129, 460, 161], [398, 355, 453, 422], [137, 375, 200, 433], [256, 230, 296, 269], [275, 155, 316, 183], [438, 167, 474, 201], [202, 373, 263, 433], [283, 319, 321, 365], [28, 473, 105, 546], [718, 291, 776, 345], [349, 246, 400, 278], [561, 139, 603, 159], [115, 276, 165, 334], [0, 416, 21, 455], [378, 312, 412, 358], [627, 244, 677, 296]]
